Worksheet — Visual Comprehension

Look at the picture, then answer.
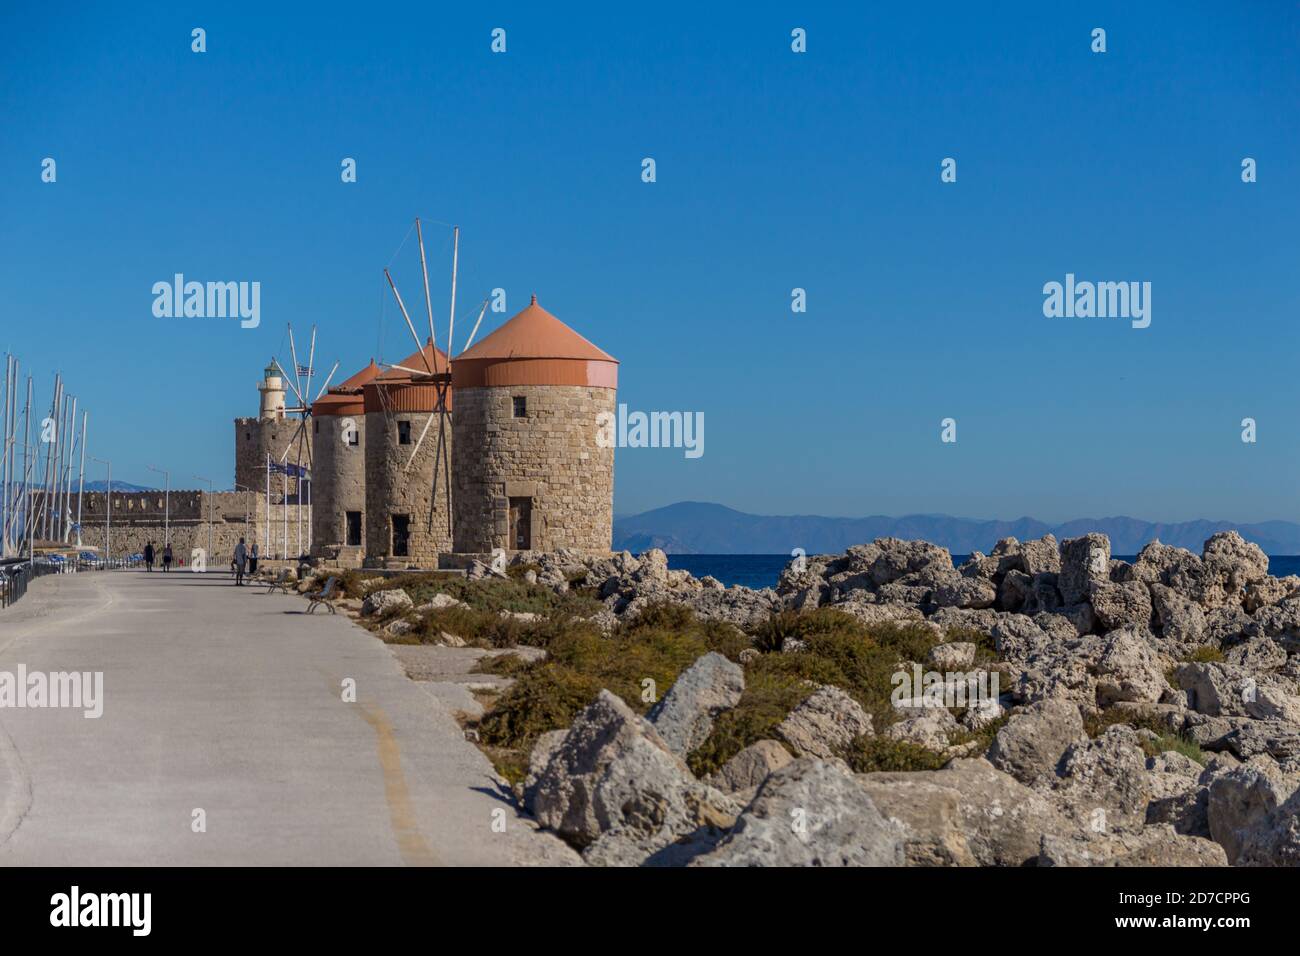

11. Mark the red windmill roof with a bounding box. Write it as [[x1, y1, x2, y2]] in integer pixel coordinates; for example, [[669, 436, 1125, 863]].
[[313, 358, 382, 416], [375, 339, 451, 382], [454, 296, 617, 364]]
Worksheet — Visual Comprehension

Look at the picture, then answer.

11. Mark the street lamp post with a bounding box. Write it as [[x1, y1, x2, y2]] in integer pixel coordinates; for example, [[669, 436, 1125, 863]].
[[193, 474, 213, 565], [146, 465, 170, 549], [90, 456, 111, 565]]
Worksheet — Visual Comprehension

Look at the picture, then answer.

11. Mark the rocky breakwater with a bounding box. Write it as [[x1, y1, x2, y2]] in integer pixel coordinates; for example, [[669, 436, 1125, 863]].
[[504, 531, 1300, 866]]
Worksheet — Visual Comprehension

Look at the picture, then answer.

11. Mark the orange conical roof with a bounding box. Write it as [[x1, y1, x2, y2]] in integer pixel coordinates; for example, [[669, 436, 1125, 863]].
[[313, 358, 383, 417], [455, 296, 617, 363], [336, 358, 382, 390], [375, 339, 451, 382], [363, 340, 452, 414]]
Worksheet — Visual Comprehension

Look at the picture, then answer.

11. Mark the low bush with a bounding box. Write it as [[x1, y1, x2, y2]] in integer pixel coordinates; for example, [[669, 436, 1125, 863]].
[[841, 735, 949, 773], [472, 603, 750, 782], [1142, 733, 1207, 766], [688, 611, 947, 777]]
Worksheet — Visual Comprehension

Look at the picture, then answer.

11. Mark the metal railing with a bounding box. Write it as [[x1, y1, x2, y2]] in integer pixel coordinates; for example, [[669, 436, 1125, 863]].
[[0, 555, 144, 609]]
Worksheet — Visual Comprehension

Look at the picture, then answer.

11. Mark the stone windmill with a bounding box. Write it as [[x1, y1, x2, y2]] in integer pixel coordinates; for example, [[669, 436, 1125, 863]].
[[270, 324, 340, 548], [380, 218, 489, 542]]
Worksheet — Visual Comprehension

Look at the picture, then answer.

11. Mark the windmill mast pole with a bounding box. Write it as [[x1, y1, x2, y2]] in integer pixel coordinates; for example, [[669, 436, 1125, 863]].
[[448, 225, 459, 359], [415, 218, 440, 375]]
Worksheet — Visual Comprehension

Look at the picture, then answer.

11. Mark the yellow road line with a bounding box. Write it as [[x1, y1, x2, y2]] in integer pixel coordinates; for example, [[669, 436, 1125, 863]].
[[357, 703, 438, 867]]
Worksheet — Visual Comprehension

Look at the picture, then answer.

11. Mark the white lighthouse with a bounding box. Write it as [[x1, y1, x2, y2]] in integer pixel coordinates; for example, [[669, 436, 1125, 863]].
[[257, 360, 287, 421]]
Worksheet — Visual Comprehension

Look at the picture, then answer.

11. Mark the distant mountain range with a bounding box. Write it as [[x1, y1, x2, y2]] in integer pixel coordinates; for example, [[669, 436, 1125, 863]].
[[82, 480, 155, 492], [612, 502, 1300, 556]]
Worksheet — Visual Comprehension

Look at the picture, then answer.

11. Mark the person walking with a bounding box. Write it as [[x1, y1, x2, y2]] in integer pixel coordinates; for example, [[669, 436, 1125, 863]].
[[233, 538, 248, 586], [144, 541, 155, 572], [162, 543, 173, 572], [248, 541, 259, 577]]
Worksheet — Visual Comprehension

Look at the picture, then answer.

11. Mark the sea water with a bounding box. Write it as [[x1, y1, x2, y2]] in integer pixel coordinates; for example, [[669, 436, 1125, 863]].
[[668, 554, 1300, 591]]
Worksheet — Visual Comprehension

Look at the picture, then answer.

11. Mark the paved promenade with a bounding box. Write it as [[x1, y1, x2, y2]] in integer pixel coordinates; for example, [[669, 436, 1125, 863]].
[[0, 568, 571, 866]]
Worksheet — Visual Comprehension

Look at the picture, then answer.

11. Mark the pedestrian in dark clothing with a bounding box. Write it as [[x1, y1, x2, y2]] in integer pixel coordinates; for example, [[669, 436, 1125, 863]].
[[233, 538, 248, 586], [162, 544, 173, 572], [144, 542, 155, 571], [248, 542, 259, 576]]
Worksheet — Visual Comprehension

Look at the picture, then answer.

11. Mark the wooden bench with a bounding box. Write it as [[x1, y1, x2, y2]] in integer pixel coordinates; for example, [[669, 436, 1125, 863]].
[[266, 569, 293, 594], [306, 576, 340, 614]]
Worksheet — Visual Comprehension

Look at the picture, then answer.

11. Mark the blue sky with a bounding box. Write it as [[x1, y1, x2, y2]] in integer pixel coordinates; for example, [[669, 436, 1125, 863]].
[[2, 1, 1297, 523]]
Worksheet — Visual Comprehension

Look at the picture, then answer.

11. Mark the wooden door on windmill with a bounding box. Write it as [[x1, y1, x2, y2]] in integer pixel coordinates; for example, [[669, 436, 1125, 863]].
[[392, 514, 410, 557], [508, 497, 532, 550]]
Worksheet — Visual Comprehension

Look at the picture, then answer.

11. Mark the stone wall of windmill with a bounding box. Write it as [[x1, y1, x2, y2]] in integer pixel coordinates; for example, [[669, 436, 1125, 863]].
[[267, 297, 619, 569], [360, 343, 454, 568], [309, 359, 378, 566], [448, 297, 618, 556]]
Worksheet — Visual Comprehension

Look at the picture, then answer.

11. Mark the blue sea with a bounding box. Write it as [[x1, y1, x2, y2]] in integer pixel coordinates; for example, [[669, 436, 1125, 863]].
[[668, 554, 1300, 591]]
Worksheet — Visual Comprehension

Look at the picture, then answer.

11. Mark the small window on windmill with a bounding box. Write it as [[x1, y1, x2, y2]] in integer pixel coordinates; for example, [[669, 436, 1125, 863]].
[[245, 432, 251, 441], [398, 420, 411, 445], [313, 420, 318, 434], [512, 396, 527, 418]]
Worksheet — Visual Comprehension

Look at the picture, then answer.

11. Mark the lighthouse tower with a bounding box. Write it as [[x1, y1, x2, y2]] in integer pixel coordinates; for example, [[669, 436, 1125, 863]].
[[234, 360, 310, 497], [257, 360, 287, 420]]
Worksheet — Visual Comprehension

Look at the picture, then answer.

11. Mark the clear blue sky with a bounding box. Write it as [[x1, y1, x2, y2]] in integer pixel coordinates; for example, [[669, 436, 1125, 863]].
[[2, 1, 1297, 523]]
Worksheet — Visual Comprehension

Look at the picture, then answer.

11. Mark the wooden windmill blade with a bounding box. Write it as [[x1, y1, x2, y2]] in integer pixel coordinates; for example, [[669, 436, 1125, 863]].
[[304, 325, 317, 411], [383, 268, 434, 375], [461, 300, 490, 353], [288, 325, 305, 407], [273, 358, 306, 409], [403, 411, 437, 472], [279, 415, 308, 463], [313, 360, 340, 401]]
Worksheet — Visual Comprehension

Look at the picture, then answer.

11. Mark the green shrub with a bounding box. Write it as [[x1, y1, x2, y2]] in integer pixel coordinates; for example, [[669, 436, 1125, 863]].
[[842, 735, 948, 773], [505, 563, 542, 582], [688, 611, 947, 776], [1142, 733, 1207, 766], [751, 608, 865, 653], [477, 664, 603, 749], [1181, 646, 1225, 664], [474, 604, 747, 766], [687, 670, 811, 777], [339, 569, 384, 597], [1084, 708, 1177, 738], [472, 653, 533, 677]]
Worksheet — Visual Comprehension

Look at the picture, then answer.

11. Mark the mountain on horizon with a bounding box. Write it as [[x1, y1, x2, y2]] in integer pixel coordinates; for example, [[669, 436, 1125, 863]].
[[82, 480, 156, 492], [612, 501, 1300, 556]]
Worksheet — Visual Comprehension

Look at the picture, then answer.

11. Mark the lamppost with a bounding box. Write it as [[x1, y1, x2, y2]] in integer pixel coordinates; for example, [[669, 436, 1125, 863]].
[[90, 456, 111, 565], [193, 474, 213, 566], [146, 465, 170, 548]]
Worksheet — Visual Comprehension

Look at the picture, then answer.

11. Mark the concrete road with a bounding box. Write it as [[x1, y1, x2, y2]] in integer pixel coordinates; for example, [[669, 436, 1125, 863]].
[[0, 568, 575, 866]]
